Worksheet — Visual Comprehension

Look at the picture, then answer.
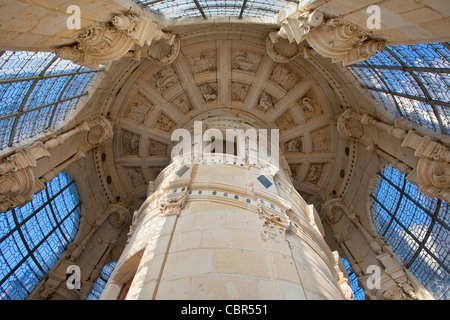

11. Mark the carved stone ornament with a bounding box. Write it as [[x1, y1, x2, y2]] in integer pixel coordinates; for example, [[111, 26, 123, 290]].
[[275, 111, 295, 130], [269, 65, 300, 91], [0, 142, 50, 213], [267, 9, 386, 66], [256, 91, 274, 112], [56, 11, 180, 68], [159, 193, 187, 217], [286, 138, 302, 152], [86, 116, 113, 147], [337, 108, 364, 139], [305, 163, 325, 185], [128, 94, 153, 123], [307, 18, 386, 66], [321, 198, 345, 225], [172, 94, 193, 114], [231, 82, 250, 102], [126, 167, 146, 189], [0, 167, 37, 213], [416, 158, 450, 202], [257, 205, 290, 241], [266, 35, 305, 63], [0, 142, 49, 175], [199, 83, 218, 102], [122, 131, 140, 155], [232, 50, 262, 72], [377, 252, 418, 300], [155, 113, 176, 132], [189, 50, 217, 74], [152, 65, 179, 93]]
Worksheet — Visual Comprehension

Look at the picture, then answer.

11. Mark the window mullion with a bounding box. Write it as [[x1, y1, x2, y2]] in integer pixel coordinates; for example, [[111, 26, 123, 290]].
[[44, 184, 71, 244], [406, 200, 441, 268], [10, 207, 47, 275]]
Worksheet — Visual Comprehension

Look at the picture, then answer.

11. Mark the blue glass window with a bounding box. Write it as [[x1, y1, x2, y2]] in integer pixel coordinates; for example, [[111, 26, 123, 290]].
[[340, 257, 365, 300], [133, 0, 298, 20], [0, 172, 80, 300], [370, 165, 450, 300], [0, 51, 99, 150], [349, 42, 450, 134], [87, 260, 117, 300]]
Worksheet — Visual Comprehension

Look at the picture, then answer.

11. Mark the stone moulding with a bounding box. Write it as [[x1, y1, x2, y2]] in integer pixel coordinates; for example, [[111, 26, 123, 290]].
[[56, 11, 180, 69]]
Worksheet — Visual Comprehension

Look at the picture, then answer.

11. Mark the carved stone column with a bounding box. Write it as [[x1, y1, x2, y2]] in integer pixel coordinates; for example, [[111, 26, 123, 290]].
[[0, 142, 49, 211], [101, 111, 350, 300], [358, 252, 419, 300], [67, 202, 130, 261], [338, 109, 450, 202], [401, 132, 450, 202], [0, 116, 113, 212]]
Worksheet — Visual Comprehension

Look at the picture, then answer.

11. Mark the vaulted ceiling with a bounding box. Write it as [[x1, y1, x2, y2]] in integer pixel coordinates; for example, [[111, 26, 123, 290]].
[[80, 24, 370, 210]]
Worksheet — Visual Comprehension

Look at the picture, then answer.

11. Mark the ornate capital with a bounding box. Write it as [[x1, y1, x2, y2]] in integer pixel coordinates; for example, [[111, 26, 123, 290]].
[[0, 142, 49, 175], [377, 252, 418, 300], [0, 167, 40, 213], [0, 142, 50, 213], [415, 158, 450, 202], [56, 11, 180, 68], [267, 8, 385, 66]]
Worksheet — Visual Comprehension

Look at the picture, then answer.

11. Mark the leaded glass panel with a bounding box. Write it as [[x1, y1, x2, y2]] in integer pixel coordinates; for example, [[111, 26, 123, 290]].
[[340, 257, 365, 300], [133, 0, 298, 19], [0, 172, 80, 300], [87, 261, 117, 300], [0, 51, 99, 150], [349, 43, 450, 134], [371, 165, 450, 300]]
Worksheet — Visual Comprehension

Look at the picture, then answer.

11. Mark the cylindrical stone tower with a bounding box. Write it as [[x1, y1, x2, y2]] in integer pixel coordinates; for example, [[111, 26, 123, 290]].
[[100, 110, 351, 300]]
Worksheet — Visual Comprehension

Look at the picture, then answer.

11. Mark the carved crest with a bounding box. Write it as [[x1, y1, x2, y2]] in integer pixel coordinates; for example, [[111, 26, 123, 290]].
[[256, 91, 275, 112], [199, 83, 218, 102]]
